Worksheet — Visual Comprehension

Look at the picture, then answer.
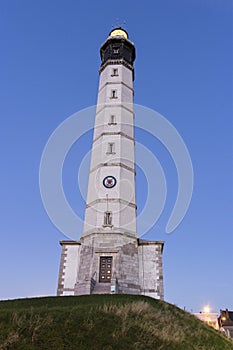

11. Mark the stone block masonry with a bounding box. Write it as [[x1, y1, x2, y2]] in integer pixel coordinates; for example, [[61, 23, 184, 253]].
[[58, 236, 164, 300]]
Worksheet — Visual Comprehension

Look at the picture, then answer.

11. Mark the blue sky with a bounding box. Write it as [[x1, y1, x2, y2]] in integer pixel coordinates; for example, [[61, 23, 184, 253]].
[[0, 1, 232, 313]]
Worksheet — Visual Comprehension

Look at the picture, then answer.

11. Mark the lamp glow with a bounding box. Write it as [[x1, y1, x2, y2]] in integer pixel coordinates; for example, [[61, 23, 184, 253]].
[[203, 305, 211, 313], [110, 29, 128, 39]]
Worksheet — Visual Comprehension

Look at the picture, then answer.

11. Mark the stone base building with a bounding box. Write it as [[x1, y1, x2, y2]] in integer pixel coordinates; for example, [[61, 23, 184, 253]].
[[57, 235, 164, 299]]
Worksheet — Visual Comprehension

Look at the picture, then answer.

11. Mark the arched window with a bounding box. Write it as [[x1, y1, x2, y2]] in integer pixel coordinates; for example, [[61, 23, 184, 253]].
[[112, 68, 118, 76], [111, 89, 117, 99], [103, 211, 112, 226]]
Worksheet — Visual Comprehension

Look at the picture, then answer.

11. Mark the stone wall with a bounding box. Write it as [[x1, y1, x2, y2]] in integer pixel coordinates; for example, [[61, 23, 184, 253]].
[[57, 236, 164, 300], [74, 233, 140, 295], [57, 241, 81, 296], [138, 240, 164, 300]]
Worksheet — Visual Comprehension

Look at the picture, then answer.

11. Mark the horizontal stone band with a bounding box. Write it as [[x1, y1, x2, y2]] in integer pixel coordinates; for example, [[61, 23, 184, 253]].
[[90, 162, 135, 174], [86, 198, 137, 209], [99, 59, 134, 74], [93, 131, 135, 143], [98, 81, 134, 94], [96, 103, 134, 116]]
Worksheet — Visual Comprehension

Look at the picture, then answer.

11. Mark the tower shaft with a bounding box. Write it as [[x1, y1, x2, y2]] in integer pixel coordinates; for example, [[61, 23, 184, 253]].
[[83, 34, 136, 238]]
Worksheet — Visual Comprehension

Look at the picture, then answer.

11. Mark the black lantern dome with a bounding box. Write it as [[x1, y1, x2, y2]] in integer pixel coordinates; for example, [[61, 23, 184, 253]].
[[99, 27, 136, 79]]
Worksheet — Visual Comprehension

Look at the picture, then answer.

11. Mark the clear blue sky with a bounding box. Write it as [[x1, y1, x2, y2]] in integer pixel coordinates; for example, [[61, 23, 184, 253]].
[[0, 1, 232, 313]]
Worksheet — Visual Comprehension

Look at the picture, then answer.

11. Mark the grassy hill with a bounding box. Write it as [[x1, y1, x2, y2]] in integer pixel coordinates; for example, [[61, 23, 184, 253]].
[[0, 295, 232, 350]]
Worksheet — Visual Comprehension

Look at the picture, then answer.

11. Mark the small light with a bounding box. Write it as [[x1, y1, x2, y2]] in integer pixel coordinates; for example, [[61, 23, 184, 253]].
[[222, 316, 226, 321], [203, 305, 211, 313]]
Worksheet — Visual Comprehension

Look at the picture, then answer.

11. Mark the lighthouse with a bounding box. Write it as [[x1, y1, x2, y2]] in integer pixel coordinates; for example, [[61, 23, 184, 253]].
[[57, 28, 164, 299]]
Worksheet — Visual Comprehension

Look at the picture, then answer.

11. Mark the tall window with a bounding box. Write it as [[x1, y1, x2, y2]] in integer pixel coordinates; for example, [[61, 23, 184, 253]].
[[108, 115, 116, 125], [103, 211, 112, 226], [106, 142, 115, 154], [99, 257, 112, 283], [112, 68, 118, 76], [111, 89, 117, 99]]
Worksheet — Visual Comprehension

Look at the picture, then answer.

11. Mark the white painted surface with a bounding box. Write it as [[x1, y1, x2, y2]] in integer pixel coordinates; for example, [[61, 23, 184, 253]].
[[63, 245, 81, 292], [83, 59, 136, 236]]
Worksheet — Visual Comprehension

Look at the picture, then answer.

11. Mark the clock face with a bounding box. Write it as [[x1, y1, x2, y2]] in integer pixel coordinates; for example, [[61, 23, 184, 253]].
[[110, 29, 128, 39], [103, 176, 117, 188]]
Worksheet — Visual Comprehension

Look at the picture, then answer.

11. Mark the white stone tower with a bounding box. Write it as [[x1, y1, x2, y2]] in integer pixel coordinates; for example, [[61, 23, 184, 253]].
[[83, 27, 136, 240], [57, 28, 164, 299]]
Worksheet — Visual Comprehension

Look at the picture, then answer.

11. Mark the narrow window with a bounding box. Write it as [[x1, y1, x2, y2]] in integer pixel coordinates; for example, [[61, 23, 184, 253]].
[[113, 48, 119, 54], [107, 142, 115, 154], [111, 89, 117, 99], [99, 256, 112, 282], [112, 68, 118, 76], [108, 115, 116, 125], [104, 211, 112, 226]]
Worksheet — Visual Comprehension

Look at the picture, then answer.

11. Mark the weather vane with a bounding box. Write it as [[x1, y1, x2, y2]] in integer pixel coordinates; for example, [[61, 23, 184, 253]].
[[112, 19, 127, 28]]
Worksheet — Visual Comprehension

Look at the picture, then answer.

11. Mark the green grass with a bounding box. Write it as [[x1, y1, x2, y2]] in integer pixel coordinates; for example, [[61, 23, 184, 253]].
[[0, 294, 232, 350]]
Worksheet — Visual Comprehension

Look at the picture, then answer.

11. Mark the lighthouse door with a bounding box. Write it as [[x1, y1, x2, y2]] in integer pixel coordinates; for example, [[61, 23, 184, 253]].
[[99, 257, 112, 283]]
